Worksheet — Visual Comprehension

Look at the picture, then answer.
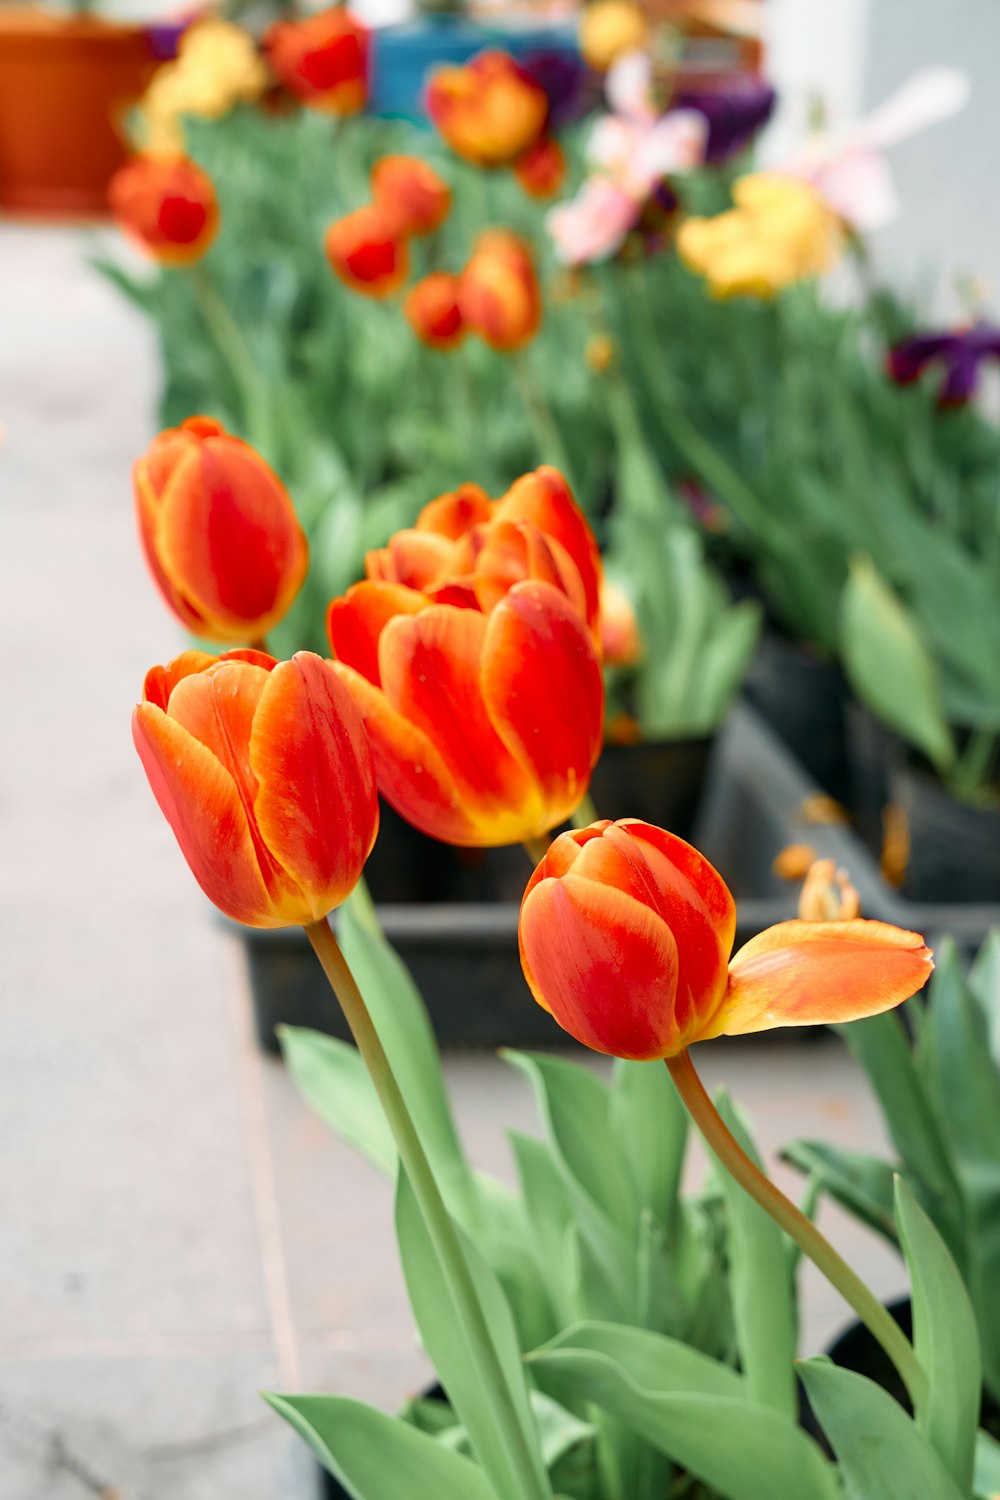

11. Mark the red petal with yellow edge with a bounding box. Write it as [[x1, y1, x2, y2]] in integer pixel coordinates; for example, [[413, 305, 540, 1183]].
[[329, 661, 482, 845], [416, 484, 491, 539], [519, 873, 681, 1058], [327, 581, 427, 686], [495, 468, 602, 631], [132, 703, 279, 926], [481, 581, 603, 823], [158, 440, 307, 639], [250, 654, 379, 921], [378, 604, 542, 842], [702, 919, 934, 1041], [133, 457, 208, 635]]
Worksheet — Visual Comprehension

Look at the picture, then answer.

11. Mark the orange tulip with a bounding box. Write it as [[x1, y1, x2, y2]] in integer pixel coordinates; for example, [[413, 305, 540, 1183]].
[[325, 204, 409, 298], [426, 50, 549, 168], [326, 476, 604, 846], [460, 230, 541, 352], [108, 153, 219, 266], [404, 272, 465, 350], [133, 650, 379, 927], [264, 7, 369, 115], [519, 819, 933, 1059], [371, 154, 451, 237], [514, 136, 566, 200], [133, 416, 309, 643], [599, 578, 641, 665]]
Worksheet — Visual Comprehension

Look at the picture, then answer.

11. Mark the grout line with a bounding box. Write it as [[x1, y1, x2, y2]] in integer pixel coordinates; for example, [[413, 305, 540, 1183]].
[[225, 941, 302, 1392]]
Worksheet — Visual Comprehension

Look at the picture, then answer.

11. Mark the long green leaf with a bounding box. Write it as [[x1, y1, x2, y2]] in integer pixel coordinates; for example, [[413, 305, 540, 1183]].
[[264, 1392, 494, 1500], [798, 1360, 966, 1500], [895, 1177, 981, 1492], [781, 1140, 898, 1242], [279, 1026, 396, 1176], [609, 1060, 687, 1234]]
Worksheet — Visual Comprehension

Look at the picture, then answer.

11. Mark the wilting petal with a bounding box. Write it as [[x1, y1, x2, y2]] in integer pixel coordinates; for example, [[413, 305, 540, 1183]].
[[702, 919, 933, 1040], [133, 703, 277, 925], [327, 581, 427, 686], [481, 581, 603, 824], [250, 654, 378, 922], [378, 604, 541, 841], [519, 872, 681, 1058], [329, 661, 481, 845]]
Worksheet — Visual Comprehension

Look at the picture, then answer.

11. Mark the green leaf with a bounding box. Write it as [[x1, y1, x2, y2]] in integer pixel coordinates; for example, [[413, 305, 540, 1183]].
[[797, 1360, 966, 1500], [974, 1429, 1000, 1500], [395, 1169, 548, 1500], [895, 1177, 981, 1491], [839, 554, 955, 772], [508, 1133, 577, 1327], [970, 930, 1000, 1063], [530, 1323, 838, 1500], [713, 1092, 797, 1417], [339, 903, 474, 1220], [279, 1026, 395, 1176], [264, 1392, 494, 1500], [781, 1140, 898, 1243], [609, 1060, 687, 1234]]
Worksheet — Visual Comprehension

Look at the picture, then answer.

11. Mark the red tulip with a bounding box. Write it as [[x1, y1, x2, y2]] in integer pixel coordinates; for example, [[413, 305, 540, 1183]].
[[133, 415, 309, 643], [264, 7, 369, 115], [134, 650, 379, 927], [372, 154, 451, 237], [460, 230, 541, 352], [405, 272, 465, 350], [426, 50, 548, 168], [108, 153, 219, 266], [514, 136, 566, 200], [519, 819, 933, 1059], [325, 204, 409, 297], [326, 473, 604, 846]]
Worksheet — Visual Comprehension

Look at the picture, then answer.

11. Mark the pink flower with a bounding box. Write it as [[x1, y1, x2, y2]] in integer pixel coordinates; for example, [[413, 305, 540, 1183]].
[[548, 176, 639, 264]]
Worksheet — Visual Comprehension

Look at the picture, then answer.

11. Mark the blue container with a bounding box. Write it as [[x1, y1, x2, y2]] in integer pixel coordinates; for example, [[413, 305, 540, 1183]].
[[369, 17, 579, 123]]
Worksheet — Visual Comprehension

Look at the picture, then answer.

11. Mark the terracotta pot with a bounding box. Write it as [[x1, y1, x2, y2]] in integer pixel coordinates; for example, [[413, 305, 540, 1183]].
[[0, 9, 159, 217]]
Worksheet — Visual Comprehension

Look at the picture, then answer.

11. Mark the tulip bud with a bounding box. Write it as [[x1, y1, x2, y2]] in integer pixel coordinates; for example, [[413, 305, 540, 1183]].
[[108, 153, 219, 266], [599, 578, 641, 666], [264, 7, 369, 115], [371, 154, 451, 237], [460, 231, 541, 352], [405, 273, 465, 350], [579, 0, 649, 72], [325, 205, 409, 298], [514, 136, 566, 200], [427, 50, 549, 168], [520, 819, 933, 1059], [133, 650, 379, 927], [133, 416, 309, 643]]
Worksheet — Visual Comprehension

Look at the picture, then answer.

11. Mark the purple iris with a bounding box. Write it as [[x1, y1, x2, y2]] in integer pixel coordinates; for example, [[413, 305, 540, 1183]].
[[671, 76, 776, 163], [887, 323, 1000, 408], [522, 50, 596, 127]]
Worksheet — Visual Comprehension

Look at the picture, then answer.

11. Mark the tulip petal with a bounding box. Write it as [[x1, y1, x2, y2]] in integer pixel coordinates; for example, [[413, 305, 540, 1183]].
[[378, 605, 543, 842], [702, 919, 933, 1040], [158, 440, 307, 637], [416, 484, 491, 539], [367, 529, 456, 591], [519, 873, 681, 1059], [250, 654, 378, 921], [495, 468, 602, 630], [327, 581, 427, 686], [133, 703, 277, 926], [482, 581, 604, 823]]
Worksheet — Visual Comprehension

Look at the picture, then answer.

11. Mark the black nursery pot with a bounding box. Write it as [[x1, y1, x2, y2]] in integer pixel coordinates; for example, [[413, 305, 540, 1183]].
[[845, 699, 900, 856], [743, 633, 851, 803], [589, 736, 714, 840], [890, 762, 1000, 904]]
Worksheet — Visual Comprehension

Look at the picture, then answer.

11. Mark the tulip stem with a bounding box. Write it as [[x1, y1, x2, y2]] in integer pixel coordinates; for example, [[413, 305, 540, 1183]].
[[665, 1047, 927, 1411], [573, 793, 599, 828], [513, 353, 577, 493], [303, 917, 548, 1500], [190, 268, 277, 464], [522, 836, 551, 867]]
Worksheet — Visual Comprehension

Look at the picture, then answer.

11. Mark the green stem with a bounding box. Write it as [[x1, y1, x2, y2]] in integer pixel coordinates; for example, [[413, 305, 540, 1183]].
[[304, 918, 548, 1500], [666, 1047, 927, 1411], [950, 727, 997, 803], [573, 792, 599, 827], [513, 353, 577, 493], [523, 836, 551, 867], [189, 267, 277, 463]]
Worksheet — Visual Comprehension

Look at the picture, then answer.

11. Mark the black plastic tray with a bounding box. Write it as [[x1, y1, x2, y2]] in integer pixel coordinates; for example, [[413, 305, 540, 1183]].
[[237, 704, 999, 1052]]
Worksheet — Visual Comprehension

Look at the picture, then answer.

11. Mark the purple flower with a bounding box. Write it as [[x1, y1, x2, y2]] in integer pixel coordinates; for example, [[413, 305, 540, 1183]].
[[887, 323, 1000, 408], [671, 76, 776, 163], [523, 50, 596, 127]]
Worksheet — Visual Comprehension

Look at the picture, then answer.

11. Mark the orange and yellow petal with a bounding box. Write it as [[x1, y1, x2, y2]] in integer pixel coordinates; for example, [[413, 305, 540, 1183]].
[[416, 483, 492, 539], [519, 873, 680, 1059], [326, 580, 428, 686], [495, 467, 602, 632], [702, 919, 934, 1041], [249, 654, 378, 921]]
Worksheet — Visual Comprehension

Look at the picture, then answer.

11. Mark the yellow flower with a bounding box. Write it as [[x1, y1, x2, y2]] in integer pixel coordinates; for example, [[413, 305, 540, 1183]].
[[579, 0, 649, 72], [677, 171, 843, 299], [140, 19, 268, 153]]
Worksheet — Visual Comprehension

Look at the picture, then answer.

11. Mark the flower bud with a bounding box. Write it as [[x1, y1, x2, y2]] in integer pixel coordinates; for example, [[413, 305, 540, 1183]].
[[325, 205, 409, 298], [264, 7, 369, 115], [427, 50, 548, 168], [460, 231, 541, 352], [405, 273, 465, 350], [108, 153, 219, 266], [371, 154, 451, 236]]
